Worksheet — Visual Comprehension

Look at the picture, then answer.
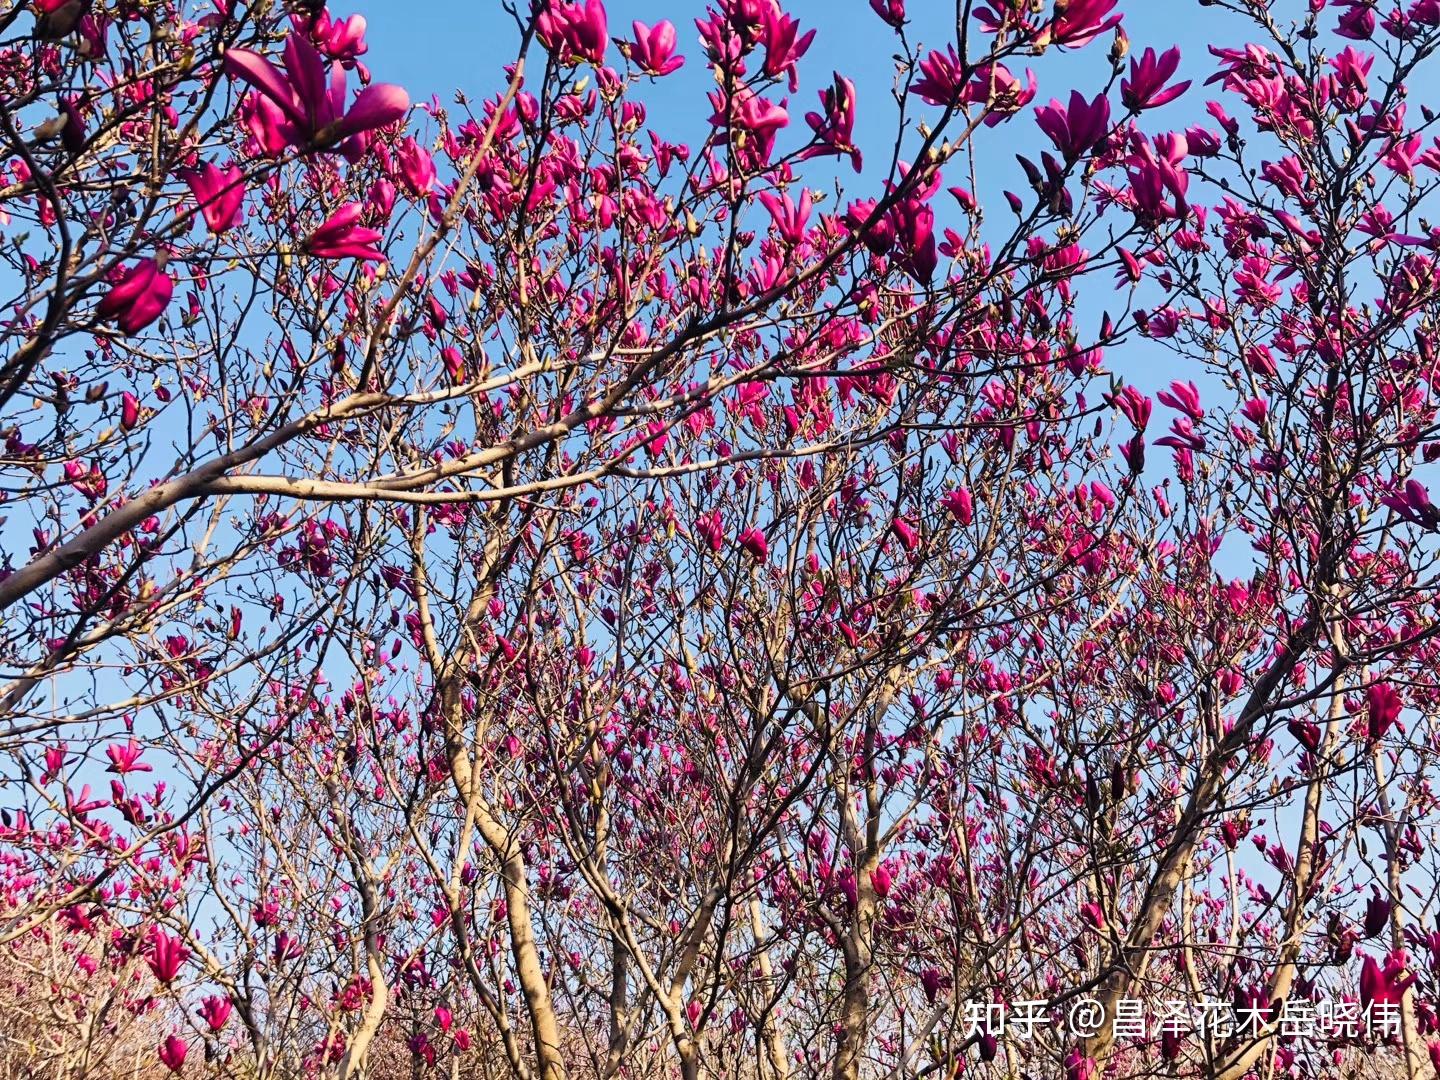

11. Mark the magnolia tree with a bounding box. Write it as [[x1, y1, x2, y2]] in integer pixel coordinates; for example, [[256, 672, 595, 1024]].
[[5, 0, 1440, 1078]]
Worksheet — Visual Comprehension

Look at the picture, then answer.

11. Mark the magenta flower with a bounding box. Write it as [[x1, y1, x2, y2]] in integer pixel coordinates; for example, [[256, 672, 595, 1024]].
[[845, 198, 895, 255], [941, 487, 973, 525], [146, 930, 190, 984], [1156, 380, 1203, 421], [1381, 479, 1440, 529], [625, 19, 684, 76], [179, 161, 245, 234], [891, 194, 938, 284], [708, 86, 788, 170], [297, 9, 368, 63], [1360, 951, 1416, 1012], [738, 527, 768, 560], [223, 33, 408, 153], [1365, 682, 1403, 741], [1364, 890, 1392, 939], [1064, 1050, 1099, 1080], [803, 73, 861, 171], [758, 7, 814, 92], [1330, 46, 1374, 110], [913, 46, 966, 106], [1336, 0, 1376, 39], [1034, 91, 1111, 161], [1127, 141, 1190, 223], [757, 189, 812, 246], [104, 738, 151, 775], [396, 137, 436, 197], [890, 517, 919, 551], [158, 1035, 187, 1074], [304, 203, 385, 261], [966, 63, 1039, 126], [1287, 717, 1321, 753], [869, 0, 905, 26], [1040, 0, 1121, 49], [197, 995, 233, 1032], [1122, 47, 1190, 111], [97, 258, 173, 335], [919, 967, 944, 1004], [536, 0, 607, 66]]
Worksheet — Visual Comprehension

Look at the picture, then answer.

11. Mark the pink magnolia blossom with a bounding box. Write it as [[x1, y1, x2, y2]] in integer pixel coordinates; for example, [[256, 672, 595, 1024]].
[[803, 73, 861, 171], [1363, 890, 1392, 938], [297, 9, 368, 64], [198, 995, 233, 1032], [757, 189, 812, 246], [708, 86, 788, 169], [396, 137, 436, 196], [1365, 682, 1403, 740], [120, 391, 140, 430], [146, 930, 189, 984], [223, 33, 408, 153], [304, 203, 386, 261], [869, 0, 904, 26], [1359, 951, 1417, 1012], [1122, 47, 1190, 110], [1035, 90, 1111, 161], [97, 258, 173, 334], [1382, 479, 1440, 529], [536, 0, 608, 66], [158, 1036, 187, 1074], [179, 161, 245, 234], [737, 527, 768, 560], [758, 6, 814, 91], [104, 738, 150, 775], [1040, 0, 1122, 49], [624, 19, 684, 76]]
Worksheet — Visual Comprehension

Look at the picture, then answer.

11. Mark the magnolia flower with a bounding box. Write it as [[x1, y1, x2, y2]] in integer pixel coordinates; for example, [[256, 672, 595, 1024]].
[[1122, 47, 1190, 110], [1359, 951, 1416, 1012], [97, 258, 173, 334], [1035, 90, 1111, 161], [304, 203, 385, 261], [1364, 890, 1391, 939], [158, 1035, 187, 1074], [179, 161, 245, 234], [869, 0, 905, 26], [104, 738, 151, 775], [709, 85, 788, 169], [757, 189, 812, 246], [737, 527, 768, 560], [297, 9, 368, 63], [536, 0, 607, 66], [803, 73, 861, 171], [913, 46, 966, 106], [844, 198, 895, 255], [1365, 682, 1403, 741], [396, 137, 436, 196], [942, 487, 974, 525], [224, 33, 408, 153], [198, 995, 233, 1032], [623, 20, 684, 76], [1040, 0, 1122, 49], [120, 391, 141, 430], [146, 930, 189, 984], [919, 967, 944, 1004], [758, 7, 814, 91]]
